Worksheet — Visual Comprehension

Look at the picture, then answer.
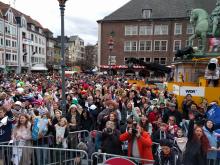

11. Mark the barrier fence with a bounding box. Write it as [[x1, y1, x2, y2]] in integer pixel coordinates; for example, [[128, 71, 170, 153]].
[[0, 130, 220, 165], [0, 144, 89, 165]]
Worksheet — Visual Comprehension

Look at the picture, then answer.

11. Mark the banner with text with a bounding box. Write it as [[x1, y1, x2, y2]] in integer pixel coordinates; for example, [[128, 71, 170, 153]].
[[179, 86, 205, 97]]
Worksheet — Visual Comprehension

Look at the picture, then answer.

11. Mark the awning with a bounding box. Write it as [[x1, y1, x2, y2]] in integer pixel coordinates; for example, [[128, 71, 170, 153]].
[[31, 64, 48, 71]]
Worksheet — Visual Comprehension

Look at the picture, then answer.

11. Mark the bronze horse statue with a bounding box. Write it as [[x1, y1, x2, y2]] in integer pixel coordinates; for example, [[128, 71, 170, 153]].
[[188, 9, 210, 53]]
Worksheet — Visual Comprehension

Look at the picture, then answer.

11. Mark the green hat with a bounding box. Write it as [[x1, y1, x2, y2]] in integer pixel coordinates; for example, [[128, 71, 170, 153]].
[[72, 98, 78, 105]]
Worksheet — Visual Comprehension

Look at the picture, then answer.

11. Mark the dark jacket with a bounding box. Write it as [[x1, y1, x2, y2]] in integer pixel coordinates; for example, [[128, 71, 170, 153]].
[[101, 129, 122, 155], [182, 139, 207, 165], [0, 111, 14, 142], [154, 149, 181, 165]]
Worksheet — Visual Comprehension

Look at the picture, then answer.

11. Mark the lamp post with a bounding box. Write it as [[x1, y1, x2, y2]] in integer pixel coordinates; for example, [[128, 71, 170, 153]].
[[57, 0, 67, 116], [108, 36, 114, 75]]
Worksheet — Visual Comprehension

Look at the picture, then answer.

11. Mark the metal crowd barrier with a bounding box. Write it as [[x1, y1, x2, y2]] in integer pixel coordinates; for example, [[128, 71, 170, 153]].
[[0, 144, 89, 165], [68, 130, 90, 149], [91, 152, 155, 165]]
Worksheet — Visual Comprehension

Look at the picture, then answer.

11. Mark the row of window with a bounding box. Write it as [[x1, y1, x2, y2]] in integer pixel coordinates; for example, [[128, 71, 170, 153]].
[[125, 23, 194, 36], [6, 53, 17, 62], [6, 40, 17, 48], [30, 33, 45, 45], [124, 40, 191, 52], [22, 55, 46, 64], [125, 57, 167, 65], [22, 44, 45, 55]]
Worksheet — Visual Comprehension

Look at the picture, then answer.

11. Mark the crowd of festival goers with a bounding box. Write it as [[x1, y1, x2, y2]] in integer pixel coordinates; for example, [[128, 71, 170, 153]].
[[0, 72, 219, 165]]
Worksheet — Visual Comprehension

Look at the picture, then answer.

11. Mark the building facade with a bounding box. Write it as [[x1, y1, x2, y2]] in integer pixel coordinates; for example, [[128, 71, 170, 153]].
[[44, 28, 55, 71], [85, 44, 98, 68], [68, 36, 85, 63], [97, 0, 216, 73], [0, 3, 18, 73], [0, 1, 48, 73]]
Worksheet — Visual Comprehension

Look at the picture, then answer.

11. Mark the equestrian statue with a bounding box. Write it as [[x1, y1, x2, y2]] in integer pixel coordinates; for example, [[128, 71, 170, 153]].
[[176, 0, 220, 59]]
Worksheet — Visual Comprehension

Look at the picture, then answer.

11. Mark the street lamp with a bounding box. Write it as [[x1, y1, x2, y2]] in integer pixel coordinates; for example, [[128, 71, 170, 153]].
[[108, 36, 114, 75], [57, 0, 67, 116]]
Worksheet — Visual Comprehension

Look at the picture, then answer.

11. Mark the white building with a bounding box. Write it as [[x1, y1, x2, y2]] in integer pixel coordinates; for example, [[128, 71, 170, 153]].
[[0, 3, 18, 73], [68, 36, 85, 63], [0, 1, 47, 73]]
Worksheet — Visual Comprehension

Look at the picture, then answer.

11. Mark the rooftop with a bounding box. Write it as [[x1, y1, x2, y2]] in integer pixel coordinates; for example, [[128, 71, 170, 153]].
[[99, 0, 216, 22]]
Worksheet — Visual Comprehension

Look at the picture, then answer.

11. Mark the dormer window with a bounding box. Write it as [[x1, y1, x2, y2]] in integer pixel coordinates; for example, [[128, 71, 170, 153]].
[[31, 25, 35, 31], [39, 29, 42, 34], [7, 11, 13, 23], [21, 18, 27, 28], [142, 9, 152, 19], [186, 10, 192, 17]]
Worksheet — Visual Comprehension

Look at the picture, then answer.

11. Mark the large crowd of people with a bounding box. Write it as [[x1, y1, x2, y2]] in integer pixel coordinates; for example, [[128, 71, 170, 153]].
[[0, 72, 219, 165]]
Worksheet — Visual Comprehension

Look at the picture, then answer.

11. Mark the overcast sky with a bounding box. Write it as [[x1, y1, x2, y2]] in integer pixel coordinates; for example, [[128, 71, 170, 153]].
[[1, 0, 130, 45]]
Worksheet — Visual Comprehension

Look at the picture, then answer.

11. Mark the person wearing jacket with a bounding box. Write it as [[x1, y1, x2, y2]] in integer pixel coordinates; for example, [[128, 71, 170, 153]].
[[183, 126, 210, 165], [100, 120, 122, 155], [120, 122, 154, 165], [154, 139, 181, 165], [203, 120, 218, 165]]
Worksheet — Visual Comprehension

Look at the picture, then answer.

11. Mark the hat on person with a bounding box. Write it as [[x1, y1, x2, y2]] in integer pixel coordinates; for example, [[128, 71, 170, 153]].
[[15, 101, 22, 107], [160, 139, 173, 148], [69, 104, 77, 109], [72, 98, 78, 105], [90, 104, 97, 111]]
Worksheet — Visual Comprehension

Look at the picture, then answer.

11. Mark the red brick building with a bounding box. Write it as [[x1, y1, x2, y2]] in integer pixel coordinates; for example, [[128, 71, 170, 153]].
[[97, 0, 216, 74]]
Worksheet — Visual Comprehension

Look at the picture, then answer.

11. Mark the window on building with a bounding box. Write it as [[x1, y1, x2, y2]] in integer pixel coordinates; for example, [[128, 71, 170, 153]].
[[139, 40, 152, 51], [6, 53, 11, 61], [160, 58, 166, 65], [154, 40, 168, 51], [6, 40, 11, 47], [145, 58, 151, 63], [39, 38, 41, 45], [154, 58, 160, 63], [124, 41, 138, 51], [5, 25, 10, 34], [8, 12, 13, 23], [139, 25, 153, 35], [31, 25, 35, 31], [174, 23, 182, 35], [21, 18, 26, 28], [186, 24, 194, 34], [12, 54, 17, 61], [161, 41, 168, 51], [35, 35, 38, 43], [31, 34, 34, 41], [186, 40, 194, 47], [23, 55, 27, 63], [39, 29, 42, 34], [139, 58, 145, 62], [154, 41, 160, 51], [186, 10, 192, 17], [142, 9, 152, 19], [125, 25, 138, 36], [0, 38, 3, 46], [39, 47, 41, 54], [173, 40, 181, 51], [154, 25, 168, 35], [0, 22, 3, 33], [35, 46, 38, 53]]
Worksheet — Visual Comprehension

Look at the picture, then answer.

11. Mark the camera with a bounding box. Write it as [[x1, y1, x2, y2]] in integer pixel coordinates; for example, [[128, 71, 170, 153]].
[[106, 128, 113, 134], [132, 123, 138, 135]]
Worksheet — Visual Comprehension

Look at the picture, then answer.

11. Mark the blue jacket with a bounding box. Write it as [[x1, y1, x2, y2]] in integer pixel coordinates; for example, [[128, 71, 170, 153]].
[[203, 127, 217, 159], [0, 111, 14, 143]]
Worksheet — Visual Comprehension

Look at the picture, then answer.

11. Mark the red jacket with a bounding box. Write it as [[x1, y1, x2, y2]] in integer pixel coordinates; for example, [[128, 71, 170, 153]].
[[120, 131, 154, 164]]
